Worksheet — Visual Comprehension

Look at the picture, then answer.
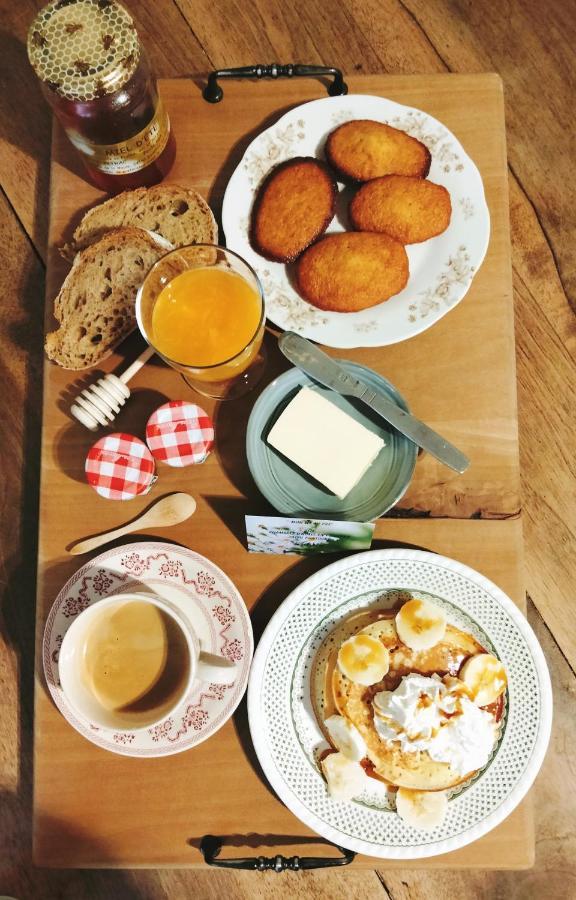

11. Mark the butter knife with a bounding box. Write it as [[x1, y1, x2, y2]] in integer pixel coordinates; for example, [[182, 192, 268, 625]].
[[278, 332, 470, 474]]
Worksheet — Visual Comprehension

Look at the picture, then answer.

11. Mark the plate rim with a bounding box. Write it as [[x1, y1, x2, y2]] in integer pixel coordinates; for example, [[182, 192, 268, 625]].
[[42, 540, 254, 758], [222, 93, 491, 349], [247, 547, 552, 858]]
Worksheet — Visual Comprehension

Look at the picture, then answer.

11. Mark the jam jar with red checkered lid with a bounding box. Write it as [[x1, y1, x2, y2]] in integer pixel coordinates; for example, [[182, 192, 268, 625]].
[[85, 433, 157, 499], [27, 0, 175, 192], [145, 401, 215, 468]]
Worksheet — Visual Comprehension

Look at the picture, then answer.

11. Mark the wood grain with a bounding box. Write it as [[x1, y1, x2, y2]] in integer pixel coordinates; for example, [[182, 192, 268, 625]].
[[33, 518, 532, 870], [1, 0, 575, 895], [31, 75, 529, 870], [0, 0, 52, 256], [0, 180, 45, 900], [44, 75, 520, 521]]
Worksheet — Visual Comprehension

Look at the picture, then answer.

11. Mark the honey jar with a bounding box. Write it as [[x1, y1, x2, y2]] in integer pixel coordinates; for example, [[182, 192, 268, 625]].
[[27, 0, 175, 192]]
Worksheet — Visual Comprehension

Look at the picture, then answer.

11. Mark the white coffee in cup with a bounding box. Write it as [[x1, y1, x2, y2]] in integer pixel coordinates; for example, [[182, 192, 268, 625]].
[[81, 599, 190, 720], [58, 592, 236, 732]]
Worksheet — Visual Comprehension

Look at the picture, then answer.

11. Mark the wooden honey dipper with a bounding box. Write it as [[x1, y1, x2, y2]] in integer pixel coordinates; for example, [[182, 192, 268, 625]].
[[70, 345, 155, 431]]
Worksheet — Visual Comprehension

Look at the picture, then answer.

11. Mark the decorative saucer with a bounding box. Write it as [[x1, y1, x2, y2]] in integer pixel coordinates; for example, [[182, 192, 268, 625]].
[[43, 542, 253, 757]]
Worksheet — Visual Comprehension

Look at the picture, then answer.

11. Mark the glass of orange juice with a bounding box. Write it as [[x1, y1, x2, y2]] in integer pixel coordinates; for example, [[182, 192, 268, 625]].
[[136, 244, 266, 399]]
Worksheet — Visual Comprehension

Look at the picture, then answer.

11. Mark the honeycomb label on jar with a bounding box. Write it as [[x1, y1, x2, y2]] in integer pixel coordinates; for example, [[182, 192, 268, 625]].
[[27, 0, 140, 102]]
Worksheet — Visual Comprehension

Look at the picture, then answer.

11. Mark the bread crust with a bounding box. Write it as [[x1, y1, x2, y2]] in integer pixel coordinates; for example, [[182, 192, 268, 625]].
[[296, 232, 409, 312], [61, 184, 218, 260], [350, 175, 452, 244], [251, 157, 336, 262], [46, 227, 166, 370], [326, 119, 431, 182]]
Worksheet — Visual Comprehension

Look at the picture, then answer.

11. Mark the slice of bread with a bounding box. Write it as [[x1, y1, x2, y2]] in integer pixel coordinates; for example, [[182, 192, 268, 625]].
[[61, 184, 218, 260], [45, 227, 166, 370]]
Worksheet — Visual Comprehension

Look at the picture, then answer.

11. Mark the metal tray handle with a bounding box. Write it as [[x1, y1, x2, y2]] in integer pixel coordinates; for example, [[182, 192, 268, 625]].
[[200, 834, 356, 871], [203, 64, 348, 103]]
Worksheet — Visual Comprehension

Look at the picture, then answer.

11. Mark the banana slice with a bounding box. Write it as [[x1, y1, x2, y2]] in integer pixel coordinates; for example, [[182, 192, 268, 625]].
[[460, 653, 507, 707], [324, 714, 367, 761], [396, 787, 448, 830], [395, 598, 446, 651], [337, 634, 390, 686], [321, 752, 365, 801]]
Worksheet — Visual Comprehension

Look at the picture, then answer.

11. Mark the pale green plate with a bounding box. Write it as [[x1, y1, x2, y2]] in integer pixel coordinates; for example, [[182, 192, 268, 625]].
[[246, 362, 417, 521]]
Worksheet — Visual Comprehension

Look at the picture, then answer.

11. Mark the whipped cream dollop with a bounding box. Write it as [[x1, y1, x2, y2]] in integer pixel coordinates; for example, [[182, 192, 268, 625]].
[[373, 673, 497, 776]]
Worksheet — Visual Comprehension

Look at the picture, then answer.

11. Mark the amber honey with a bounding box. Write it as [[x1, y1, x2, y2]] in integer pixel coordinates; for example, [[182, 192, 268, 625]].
[[27, 0, 175, 192]]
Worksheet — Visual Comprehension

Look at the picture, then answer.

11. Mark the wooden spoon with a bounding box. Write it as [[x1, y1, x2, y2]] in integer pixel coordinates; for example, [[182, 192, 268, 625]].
[[68, 492, 197, 555]]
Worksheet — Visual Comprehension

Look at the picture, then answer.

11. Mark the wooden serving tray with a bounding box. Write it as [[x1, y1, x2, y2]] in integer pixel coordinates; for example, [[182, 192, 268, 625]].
[[34, 74, 532, 868]]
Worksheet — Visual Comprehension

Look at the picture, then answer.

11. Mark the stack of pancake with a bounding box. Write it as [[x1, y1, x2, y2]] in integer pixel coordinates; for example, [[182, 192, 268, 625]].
[[310, 598, 507, 829]]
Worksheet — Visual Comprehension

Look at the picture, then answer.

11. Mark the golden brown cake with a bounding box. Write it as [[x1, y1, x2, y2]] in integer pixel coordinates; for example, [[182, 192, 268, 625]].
[[295, 232, 409, 311], [315, 607, 505, 794], [325, 120, 431, 182], [251, 157, 336, 262], [350, 175, 452, 244]]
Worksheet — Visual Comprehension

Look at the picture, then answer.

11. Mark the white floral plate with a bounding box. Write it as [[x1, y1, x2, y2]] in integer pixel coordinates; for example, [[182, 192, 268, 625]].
[[222, 95, 490, 348], [247, 549, 552, 858], [43, 542, 253, 757]]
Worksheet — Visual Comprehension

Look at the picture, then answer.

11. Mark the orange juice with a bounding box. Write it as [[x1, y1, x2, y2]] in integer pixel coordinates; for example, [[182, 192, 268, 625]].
[[151, 267, 262, 367]]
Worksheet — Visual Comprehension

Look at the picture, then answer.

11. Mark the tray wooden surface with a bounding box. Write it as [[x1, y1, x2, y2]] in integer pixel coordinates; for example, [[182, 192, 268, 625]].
[[34, 74, 531, 868]]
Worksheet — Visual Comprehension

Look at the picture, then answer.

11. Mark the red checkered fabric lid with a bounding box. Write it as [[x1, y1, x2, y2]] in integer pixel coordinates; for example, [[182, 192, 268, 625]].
[[145, 401, 215, 467], [85, 433, 156, 500]]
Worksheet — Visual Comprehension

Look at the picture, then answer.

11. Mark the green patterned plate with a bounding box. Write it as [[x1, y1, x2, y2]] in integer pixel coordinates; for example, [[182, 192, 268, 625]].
[[247, 549, 552, 858], [246, 362, 417, 521]]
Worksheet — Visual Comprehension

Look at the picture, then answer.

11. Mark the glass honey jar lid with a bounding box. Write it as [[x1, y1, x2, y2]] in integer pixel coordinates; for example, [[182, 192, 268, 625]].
[[27, 0, 140, 101]]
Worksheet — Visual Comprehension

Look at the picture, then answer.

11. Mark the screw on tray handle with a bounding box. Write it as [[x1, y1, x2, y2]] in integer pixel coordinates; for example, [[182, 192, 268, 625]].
[[200, 835, 356, 871], [203, 64, 348, 103]]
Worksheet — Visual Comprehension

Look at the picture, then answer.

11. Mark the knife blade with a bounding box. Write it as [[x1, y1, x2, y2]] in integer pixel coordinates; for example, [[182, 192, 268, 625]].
[[278, 332, 470, 474]]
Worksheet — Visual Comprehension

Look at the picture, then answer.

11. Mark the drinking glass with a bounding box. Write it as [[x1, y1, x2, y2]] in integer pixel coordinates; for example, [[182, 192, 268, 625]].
[[136, 244, 266, 399]]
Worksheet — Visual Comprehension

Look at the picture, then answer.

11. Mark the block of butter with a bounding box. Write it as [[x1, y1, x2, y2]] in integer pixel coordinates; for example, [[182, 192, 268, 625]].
[[267, 386, 385, 499]]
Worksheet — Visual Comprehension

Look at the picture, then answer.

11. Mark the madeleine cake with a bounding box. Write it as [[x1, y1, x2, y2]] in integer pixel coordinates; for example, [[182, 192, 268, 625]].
[[325, 120, 431, 182], [350, 175, 452, 244], [251, 157, 336, 262], [296, 232, 409, 312]]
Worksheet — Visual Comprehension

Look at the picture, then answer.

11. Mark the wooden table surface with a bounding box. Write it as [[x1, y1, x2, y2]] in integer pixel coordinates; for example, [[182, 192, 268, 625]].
[[34, 73, 532, 871], [1, 1, 575, 898]]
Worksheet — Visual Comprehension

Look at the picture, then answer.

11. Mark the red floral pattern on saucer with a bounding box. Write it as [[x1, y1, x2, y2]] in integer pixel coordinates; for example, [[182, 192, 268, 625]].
[[43, 542, 253, 757]]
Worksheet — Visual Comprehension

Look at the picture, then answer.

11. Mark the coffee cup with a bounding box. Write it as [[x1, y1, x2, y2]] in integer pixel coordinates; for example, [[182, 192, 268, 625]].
[[58, 592, 236, 731]]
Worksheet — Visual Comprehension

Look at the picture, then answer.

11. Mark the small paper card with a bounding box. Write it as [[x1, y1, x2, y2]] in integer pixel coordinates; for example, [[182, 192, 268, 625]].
[[245, 515, 375, 556]]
